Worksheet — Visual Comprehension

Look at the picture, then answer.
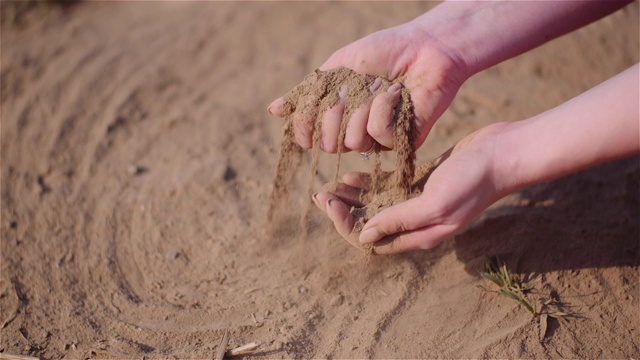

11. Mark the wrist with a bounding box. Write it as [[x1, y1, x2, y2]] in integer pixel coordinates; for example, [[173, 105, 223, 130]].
[[483, 122, 523, 198], [409, 0, 632, 80]]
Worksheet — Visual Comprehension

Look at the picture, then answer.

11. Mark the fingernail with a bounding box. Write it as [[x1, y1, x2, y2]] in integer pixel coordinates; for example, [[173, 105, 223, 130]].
[[387, 83, 402, 93], [267, 98, 280, 114], [327, 199, 335, 209], [369, 78, 382, 93], [359, 227, 379, 244], [339, 84, 348, 99]]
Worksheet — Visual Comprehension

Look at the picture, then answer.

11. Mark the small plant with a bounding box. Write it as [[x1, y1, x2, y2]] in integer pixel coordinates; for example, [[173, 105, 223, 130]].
[[478, 256, 539, 314], [537, 297, 570, 340], [478, 256, 572, 341]]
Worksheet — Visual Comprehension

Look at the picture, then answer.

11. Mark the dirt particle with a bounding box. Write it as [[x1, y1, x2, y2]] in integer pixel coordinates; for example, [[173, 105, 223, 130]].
[[166, 251, 180, 260], [330, 294, 344, 306], [127, 164, 147, 176], [279, 325, 293, 336]]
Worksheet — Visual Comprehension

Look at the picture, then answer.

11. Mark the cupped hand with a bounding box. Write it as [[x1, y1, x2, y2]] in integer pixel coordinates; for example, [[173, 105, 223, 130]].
[[313, 123, 512, 254], [268, 22, 467, 153]]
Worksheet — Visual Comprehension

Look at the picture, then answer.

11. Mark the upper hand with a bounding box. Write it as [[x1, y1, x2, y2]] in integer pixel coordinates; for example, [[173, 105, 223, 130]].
[[268, 22, 467, 153]]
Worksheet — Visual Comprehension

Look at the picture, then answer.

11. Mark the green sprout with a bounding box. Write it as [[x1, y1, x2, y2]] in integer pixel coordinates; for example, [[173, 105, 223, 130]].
[[478, 256, 539, 314]]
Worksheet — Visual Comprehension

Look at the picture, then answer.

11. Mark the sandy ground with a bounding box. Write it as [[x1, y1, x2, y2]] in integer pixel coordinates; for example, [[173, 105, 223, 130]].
[[1, 2, 639, 359]]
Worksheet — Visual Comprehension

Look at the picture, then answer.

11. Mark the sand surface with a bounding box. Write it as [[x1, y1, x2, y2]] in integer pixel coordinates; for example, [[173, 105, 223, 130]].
[[1, 2, 639, 359]]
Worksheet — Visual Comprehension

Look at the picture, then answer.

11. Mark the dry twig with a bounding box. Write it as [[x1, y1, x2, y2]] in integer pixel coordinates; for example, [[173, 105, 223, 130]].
[[214, 330, 230, 360], [226, 343, 260, 357], [0, 354, 40, 360]]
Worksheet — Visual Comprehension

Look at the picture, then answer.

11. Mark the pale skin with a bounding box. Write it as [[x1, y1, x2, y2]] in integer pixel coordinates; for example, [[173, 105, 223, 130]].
[[268, 1, 639, 253]]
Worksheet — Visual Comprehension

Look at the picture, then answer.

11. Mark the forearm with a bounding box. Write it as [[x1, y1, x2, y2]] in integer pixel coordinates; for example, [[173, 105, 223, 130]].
[[496, 64, 639, 193], [411, 0, 633, 79]]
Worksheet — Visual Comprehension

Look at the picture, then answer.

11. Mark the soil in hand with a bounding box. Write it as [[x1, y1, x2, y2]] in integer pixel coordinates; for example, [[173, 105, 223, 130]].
[[268, 67, 417, 235], [351, 155, 445, 234]]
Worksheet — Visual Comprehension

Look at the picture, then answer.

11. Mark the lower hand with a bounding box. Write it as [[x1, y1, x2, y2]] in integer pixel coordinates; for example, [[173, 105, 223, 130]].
[[313, 123, 511, 254]]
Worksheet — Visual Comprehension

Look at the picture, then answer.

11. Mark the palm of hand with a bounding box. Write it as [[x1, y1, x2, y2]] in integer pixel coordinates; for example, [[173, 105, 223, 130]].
[[320, 26, 465, 149]]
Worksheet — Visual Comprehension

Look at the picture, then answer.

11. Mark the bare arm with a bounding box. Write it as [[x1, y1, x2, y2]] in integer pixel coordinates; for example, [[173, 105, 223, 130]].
[[497, 63, 640, 193], [414, 0, 634, 78]]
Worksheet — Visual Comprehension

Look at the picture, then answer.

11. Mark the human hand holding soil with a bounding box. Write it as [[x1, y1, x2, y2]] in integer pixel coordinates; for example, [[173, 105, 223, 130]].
[[267, 1, 631, 154], [313, 123, 509, 254], [267, 23, 464, 153]]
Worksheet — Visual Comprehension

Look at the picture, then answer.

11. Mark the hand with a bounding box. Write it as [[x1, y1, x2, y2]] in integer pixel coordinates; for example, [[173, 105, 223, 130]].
[[268, 22, 467, 153], [313, 123, 511, 254]]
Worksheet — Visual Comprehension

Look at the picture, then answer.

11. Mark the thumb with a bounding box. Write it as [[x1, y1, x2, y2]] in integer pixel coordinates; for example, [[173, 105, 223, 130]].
[[358, 195, 457, 254], [358, 195, 433, 245]]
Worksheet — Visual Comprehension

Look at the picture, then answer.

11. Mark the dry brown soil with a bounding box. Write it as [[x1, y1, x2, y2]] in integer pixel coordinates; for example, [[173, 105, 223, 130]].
[[1, 2, 639, 359]]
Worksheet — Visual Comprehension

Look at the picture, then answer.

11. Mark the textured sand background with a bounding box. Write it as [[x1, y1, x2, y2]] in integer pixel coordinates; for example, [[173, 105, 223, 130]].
[[1, 2, 639, 359]]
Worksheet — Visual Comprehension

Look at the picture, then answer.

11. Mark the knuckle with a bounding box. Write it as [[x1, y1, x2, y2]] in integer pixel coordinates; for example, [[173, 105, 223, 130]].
[[322, 141, 338, 154], [366, 120, 388, 138], [344, 133, 368, 151], [294, 129, 312, 149]]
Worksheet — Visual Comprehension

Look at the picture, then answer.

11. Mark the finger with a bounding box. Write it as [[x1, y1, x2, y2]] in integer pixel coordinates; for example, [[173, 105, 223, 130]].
[[312, 192, 329, 212], [321, 100, 345, 153], [315, 185, 363, 209], [312, 192, 360, 249], [367, 83, 402, 149], [326, 198, 361, 249], [371, 223, 458, 255], [344, 98, 376, 152], [403, 73, 459, 149], [267, 97, 286, 117], [292, 94, 318, 149], [359, 195, 435, 245], [341, 172, 372, 190]]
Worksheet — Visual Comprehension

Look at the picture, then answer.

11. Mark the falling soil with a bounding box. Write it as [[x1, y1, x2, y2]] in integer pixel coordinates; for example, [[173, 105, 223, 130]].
[[351, 155, 445, 234], [268, 67, 416, 234]]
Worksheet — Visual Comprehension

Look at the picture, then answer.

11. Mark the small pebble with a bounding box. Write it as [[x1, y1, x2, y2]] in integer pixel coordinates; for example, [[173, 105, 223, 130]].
[[279, 325, 292, 336], [127, 164, 144, 175], [298, 286, 308, 294], [166, 251, 180, 259], [330, 294, 344, 306]]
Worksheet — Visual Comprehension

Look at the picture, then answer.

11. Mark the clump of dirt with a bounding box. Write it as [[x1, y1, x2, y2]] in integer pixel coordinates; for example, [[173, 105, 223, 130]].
[[268, 67, 417, 237]]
